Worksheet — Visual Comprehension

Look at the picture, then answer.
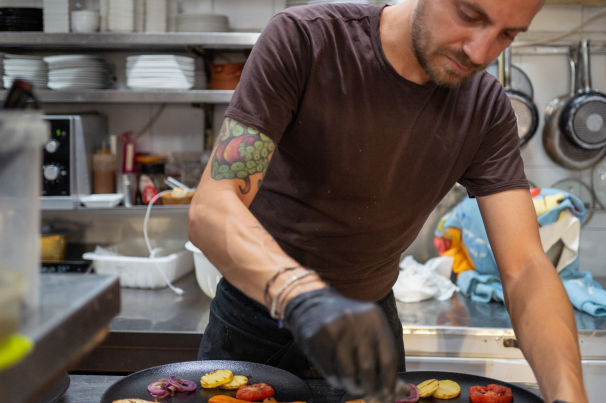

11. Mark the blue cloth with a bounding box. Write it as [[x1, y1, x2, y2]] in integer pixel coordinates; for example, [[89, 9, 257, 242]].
[[440, 189, 606, 317], [534, 188, 586, 227], [560, 269, 606, 317], [457, 271, 504, 303], [439, 198, 498, 276]]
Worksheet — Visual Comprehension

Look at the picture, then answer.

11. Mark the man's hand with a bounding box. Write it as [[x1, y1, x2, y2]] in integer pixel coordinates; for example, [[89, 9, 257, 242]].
[[283, 288, 401, 403]]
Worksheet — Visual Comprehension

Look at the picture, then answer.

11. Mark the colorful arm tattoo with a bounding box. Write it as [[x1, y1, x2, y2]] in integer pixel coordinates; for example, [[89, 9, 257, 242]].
[[210, 118, 275, 194]]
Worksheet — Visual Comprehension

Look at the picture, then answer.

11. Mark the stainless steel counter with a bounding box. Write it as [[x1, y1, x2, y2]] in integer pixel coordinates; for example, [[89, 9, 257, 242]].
[[105, 273, 606, 335], [0, 274, 120, 403], [397, 278, 606, 360], [74, 273, 606, 372]]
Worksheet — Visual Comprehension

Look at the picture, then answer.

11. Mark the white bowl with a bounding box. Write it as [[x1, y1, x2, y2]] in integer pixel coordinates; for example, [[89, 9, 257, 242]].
[[71, 10, 100, 32], [185, 241, 222, 298], [80, 193, 123, 208]]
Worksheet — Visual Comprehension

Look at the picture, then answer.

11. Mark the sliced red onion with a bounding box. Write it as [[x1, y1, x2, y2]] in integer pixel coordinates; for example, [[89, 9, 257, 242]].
[[395, 384, 419, 403], [169, 376, 197, 392], [147, 378, 170, 396]]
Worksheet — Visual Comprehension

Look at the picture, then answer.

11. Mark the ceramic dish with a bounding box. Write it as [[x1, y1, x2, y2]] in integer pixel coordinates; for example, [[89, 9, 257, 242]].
[[80, 193, 124, 208]]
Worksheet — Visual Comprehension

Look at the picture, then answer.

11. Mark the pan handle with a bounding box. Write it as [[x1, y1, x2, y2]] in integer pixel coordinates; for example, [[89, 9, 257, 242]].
[[567, 45, 578, 96], [503, 46, 512, 89], [580, 39, 592, 92], [497, 51, 505, 87]]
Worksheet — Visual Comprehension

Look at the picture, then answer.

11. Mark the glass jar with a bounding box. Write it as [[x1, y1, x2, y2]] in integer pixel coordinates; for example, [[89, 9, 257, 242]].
[[138, 157, 168, 204]]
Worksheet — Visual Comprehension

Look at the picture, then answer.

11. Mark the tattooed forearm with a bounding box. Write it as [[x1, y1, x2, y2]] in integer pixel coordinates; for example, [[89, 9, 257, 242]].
[[211, 118, 275, 194]]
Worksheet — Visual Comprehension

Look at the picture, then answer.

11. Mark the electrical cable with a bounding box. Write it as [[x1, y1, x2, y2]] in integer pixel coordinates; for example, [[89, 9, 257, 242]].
[[143, 189, 185, 295], [132, 103, 168, 140], [513, 12, 606, 48]]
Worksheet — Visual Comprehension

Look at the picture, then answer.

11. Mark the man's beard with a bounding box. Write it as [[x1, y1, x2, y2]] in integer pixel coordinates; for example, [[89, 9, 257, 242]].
[[411, 1, 487, 88]]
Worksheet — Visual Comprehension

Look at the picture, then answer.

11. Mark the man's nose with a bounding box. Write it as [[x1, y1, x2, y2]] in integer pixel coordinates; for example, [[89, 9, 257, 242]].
[[462, 30, 498, 66]]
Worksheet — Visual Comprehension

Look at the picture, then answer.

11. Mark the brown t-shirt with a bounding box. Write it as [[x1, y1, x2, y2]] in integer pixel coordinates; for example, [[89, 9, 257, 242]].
[[225, 3, 529, 302]]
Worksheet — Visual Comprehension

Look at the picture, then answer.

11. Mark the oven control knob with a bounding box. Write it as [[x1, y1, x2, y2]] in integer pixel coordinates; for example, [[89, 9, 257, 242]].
[[43, 165, 60, 181], [45, 140, 59, 153]]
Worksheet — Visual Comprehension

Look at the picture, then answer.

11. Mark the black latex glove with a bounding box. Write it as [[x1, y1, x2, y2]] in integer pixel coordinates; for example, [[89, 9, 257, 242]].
[[283, 287, 403, 403]]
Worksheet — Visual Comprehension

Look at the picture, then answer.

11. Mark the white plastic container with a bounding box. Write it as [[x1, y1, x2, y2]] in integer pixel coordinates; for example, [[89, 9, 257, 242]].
[[83, 239, 194, 289], [185, 241, 222, 298], [0, 112, 48, 310]]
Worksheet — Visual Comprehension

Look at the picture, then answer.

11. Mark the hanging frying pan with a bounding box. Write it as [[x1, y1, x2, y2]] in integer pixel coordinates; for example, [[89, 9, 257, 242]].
[[559, 40, 606, 151], [499, 47, 539, 148], [543, 44, 606, 170]]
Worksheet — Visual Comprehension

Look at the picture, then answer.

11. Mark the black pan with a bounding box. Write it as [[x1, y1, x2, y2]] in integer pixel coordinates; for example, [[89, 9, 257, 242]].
[[101, 360, 312, 403], [340, 371, 542, 403]]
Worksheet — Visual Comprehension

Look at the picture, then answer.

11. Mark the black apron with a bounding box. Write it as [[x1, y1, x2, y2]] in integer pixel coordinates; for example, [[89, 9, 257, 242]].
[[198, 278, 406, 379]]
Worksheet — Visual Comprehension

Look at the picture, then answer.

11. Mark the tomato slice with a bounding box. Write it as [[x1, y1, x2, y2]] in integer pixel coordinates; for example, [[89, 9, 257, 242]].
[[469, 384, 513, 403], [236, 383, 275, 401]]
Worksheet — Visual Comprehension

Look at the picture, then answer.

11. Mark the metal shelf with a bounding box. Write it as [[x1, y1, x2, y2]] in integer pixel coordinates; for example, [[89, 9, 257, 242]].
[[42, 204, 190, 214], [2, 89, 234, 104], [0, 32, 260, 50]]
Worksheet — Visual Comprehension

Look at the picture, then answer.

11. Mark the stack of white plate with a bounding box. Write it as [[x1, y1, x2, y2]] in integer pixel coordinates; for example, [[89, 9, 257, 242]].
[[176, 14, 228, 33], [108, 0, 134, 32], [126, 55, 195, 90], [3, 54, 48, 90], [145, 0, 166, 32], [43, 0, 69, 33], [44, 55, 111, 90]]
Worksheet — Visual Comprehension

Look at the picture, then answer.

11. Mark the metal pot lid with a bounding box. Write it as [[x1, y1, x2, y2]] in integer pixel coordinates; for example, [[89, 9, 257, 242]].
[[507, 90, 538, 146], [486, 61, 534, 99]]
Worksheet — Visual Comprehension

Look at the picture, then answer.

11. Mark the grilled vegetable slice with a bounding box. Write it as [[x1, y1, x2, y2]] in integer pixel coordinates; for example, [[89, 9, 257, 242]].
[[433, 380, 461, 399], [236, 383, 275, 401], [200, 369, 234, 388], [219, 375, 250, 390], [209, 396, 252, 403], [416, 379, 439, 398], [469, 384, 513, 403]]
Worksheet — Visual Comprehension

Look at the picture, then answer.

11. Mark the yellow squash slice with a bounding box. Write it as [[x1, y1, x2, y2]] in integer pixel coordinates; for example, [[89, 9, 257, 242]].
[[433, 380, 461, 399], [416, 379, 439, 398], [219, 375, 249, 390], [200, 369, 234, 388]]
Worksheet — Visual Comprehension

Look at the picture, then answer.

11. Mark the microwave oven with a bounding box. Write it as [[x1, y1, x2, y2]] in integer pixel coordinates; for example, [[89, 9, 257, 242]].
[[40, 114, 107, 210]]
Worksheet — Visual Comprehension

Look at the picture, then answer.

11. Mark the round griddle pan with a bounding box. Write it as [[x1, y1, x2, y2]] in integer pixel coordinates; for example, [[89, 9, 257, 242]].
[[559, 40, 606, 151], [101, 361, 312, 403], [340, 371, 543, 403], [543, 44, 606, 169]]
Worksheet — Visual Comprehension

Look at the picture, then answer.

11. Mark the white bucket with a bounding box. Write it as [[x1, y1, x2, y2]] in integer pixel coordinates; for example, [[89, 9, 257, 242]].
[[185, 241, 222, 298]]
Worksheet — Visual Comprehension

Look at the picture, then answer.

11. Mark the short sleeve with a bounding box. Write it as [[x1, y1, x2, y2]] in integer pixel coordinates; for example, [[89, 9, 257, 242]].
[[225, 12, 311, 143], [458, 86, 529, 198]]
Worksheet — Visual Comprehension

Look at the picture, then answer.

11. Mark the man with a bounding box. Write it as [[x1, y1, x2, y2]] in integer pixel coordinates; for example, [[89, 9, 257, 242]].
[[188, 1, 588, 402]]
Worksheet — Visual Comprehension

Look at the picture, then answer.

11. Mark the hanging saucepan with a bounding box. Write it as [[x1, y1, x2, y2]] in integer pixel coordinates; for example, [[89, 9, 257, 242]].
[[559, 40, 606, 151], [543, 44, 606, 170], [499, 47, 539, 148]]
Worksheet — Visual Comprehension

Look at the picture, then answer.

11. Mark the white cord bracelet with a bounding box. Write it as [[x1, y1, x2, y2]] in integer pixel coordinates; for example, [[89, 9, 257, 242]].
[[269, 269, 317, 320]]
